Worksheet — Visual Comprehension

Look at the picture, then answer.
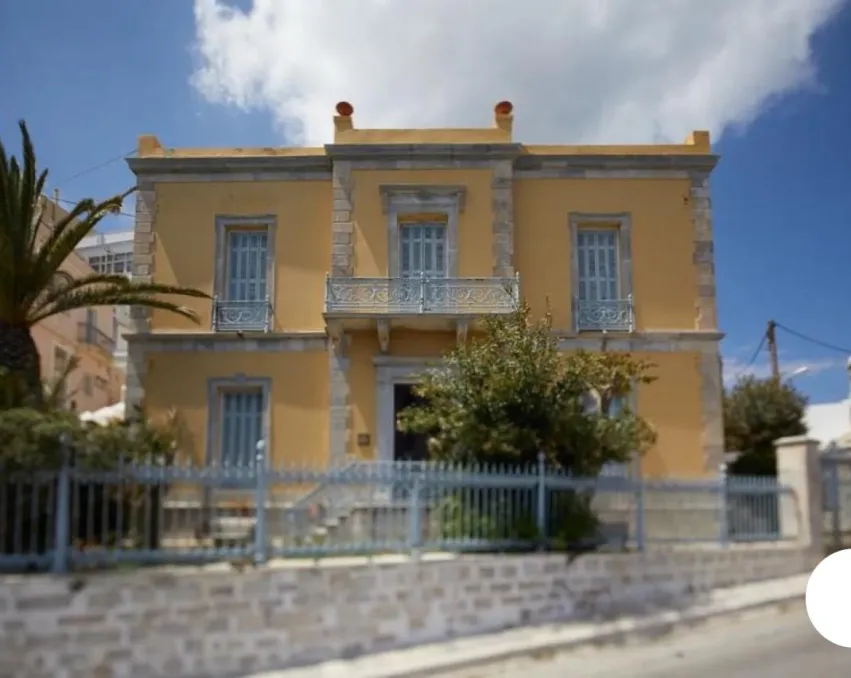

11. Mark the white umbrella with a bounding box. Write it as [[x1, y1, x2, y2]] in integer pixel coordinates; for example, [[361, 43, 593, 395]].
[[79, 393, 126, 426]]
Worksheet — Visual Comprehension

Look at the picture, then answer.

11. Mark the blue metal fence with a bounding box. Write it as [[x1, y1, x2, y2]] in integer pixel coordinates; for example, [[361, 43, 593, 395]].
[[0, 447, 796, 573], [822, 450, 851, 550]]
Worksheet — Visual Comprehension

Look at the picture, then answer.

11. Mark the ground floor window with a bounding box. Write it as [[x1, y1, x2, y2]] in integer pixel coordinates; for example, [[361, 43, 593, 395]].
[[217, 388, 265, 467]]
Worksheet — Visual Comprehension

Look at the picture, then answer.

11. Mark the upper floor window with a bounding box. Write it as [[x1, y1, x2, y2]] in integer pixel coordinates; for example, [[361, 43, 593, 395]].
[[381, 185, 465, 279], [213, 216, 276, 333], [400, 223, 447, 278], [577, 230, 620, 303], [225, 230, 269, 302], [88, 251, 132, 275], [571, 213, 634, 333]]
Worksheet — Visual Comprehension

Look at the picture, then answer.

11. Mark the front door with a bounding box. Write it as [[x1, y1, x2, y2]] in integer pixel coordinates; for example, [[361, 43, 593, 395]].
[[393, 383, 430, 462]]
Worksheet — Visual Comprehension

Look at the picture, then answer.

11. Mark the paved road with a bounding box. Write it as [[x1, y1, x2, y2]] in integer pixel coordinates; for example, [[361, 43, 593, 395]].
[[449, 605, 848, 678]]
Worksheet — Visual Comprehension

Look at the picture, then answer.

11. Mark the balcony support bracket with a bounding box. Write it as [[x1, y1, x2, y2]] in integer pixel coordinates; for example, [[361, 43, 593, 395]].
[[377, 319, 390, 353], [456, 319, 469, 347], [327, 319, 345, 348]]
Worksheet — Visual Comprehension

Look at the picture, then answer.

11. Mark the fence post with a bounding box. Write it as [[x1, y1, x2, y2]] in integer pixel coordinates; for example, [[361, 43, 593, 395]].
[[634, 475, 646, 552], [254, 439, 268, 565], [536, 452, 547, 548], [408, 470, 423, 558], [52, 435, 72, 574], [718, 462, 730, 545], [829, 459, 841, 548]]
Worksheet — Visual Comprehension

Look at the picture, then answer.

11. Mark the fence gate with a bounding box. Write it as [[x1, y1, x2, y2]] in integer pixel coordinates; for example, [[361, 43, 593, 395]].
[[822, 449, 851, 552]]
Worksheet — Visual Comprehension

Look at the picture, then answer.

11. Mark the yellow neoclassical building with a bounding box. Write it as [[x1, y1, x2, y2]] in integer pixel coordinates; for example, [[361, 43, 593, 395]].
[[124, 101, 723, 479]]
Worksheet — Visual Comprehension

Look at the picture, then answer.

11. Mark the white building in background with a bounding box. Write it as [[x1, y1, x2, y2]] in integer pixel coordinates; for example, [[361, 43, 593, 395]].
[[804, 358, 851, 450], [76, 230, 134, 372]]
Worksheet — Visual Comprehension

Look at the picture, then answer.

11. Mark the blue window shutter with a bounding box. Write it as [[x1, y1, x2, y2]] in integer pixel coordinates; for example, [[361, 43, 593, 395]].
[[220, 389, 264, 467], [225, 230, 268, 301]]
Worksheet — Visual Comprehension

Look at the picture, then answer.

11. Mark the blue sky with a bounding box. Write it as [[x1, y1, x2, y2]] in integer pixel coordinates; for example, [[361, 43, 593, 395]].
[[2, 1, 850, 403]]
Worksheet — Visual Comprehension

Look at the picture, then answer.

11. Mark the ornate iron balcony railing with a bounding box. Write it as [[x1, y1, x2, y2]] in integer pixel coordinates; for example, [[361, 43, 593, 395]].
[[325, 275, 520, 315], [575, 296, 634, 332], [76, 322, 115, 353], [212, 297, 273, 332]]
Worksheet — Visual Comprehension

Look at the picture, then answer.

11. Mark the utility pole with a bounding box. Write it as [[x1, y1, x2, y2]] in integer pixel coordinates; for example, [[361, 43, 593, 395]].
[[767, 320, 780, 381]]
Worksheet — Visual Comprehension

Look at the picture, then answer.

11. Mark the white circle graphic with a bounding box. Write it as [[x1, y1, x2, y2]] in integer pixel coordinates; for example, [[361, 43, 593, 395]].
[[805, 549, 851, 648]]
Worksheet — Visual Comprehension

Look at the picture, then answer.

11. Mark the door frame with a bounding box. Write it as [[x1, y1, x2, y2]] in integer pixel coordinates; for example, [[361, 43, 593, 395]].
[[375, 357, 444, 462]]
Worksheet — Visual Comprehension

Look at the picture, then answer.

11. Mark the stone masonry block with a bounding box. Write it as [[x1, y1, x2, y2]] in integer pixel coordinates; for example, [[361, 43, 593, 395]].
[[0, 548, 815, 677]]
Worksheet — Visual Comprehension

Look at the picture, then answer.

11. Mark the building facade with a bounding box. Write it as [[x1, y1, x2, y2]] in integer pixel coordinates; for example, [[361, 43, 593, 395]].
[[33, 198, 125, 412], [125, 102, 723, 478], [76, 230, 134, 372]]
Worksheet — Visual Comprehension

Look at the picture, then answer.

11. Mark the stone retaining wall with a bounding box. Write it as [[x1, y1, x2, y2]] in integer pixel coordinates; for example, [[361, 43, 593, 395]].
[[0, 547, 814, 678]]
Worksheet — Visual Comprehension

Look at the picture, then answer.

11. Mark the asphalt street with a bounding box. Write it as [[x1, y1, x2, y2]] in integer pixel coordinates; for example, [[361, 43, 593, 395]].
[[448, 605, 848, 678]]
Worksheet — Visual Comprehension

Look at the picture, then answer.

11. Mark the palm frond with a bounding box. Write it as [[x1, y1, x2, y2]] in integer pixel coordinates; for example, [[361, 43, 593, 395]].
[[29, 272, 142, 317], [29, 188, 134, 297], [1, 120, 211, 335], [28, 288, 208, 325], [0, 123, 48, 309]]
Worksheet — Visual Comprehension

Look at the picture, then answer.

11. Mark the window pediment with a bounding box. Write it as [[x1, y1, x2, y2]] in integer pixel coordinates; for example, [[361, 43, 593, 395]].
[[379, 185, 467, 214]]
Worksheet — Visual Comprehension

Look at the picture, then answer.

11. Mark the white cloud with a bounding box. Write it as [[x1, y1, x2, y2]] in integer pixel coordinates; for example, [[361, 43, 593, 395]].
[[190, 0, 843, 146], [722, 355, 846, 385]]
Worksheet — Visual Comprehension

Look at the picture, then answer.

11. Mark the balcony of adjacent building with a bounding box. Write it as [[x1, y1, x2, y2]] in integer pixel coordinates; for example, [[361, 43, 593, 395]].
[[77, 321, 116, 357], [324, 273, 520, 350]]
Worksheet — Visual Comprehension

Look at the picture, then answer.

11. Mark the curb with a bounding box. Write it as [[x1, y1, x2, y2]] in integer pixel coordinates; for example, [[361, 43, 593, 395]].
[[394, 593, 805, 678]]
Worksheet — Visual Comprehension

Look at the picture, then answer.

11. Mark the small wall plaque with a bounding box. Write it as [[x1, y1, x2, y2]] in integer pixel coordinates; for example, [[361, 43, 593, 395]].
[[356, 433, 371, 447]]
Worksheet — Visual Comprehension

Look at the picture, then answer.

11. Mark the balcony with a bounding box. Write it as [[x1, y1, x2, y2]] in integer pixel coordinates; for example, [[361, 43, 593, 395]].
[[574, 297, 634, 332], [324, 275, 520, 350], [77, 323, 115, 354], [326, 276, 519, 315], [211, 297, 273, 333]]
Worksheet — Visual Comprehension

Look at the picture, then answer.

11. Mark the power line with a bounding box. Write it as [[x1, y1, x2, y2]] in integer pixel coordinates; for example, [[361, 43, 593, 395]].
[[774, 322, 851, 356], [733, 332, 767, 381], [54, 196, 134, 219], [52, 148, 136, 189]]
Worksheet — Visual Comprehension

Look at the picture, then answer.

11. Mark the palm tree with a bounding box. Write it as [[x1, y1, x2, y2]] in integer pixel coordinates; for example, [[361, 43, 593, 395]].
[[0, 120, 209, 408]]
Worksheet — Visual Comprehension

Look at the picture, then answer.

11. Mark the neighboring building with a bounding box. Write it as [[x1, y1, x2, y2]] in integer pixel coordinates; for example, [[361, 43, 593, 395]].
[[32, 198, 125, 412], [805, 359, 851, 449], [77, 230, 134, 371], [124, 101, 722, 479]]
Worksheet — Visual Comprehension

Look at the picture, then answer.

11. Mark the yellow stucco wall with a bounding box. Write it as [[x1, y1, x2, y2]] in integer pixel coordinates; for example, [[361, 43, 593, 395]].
[[144, 351, 328, 468], [514, 178, 697, 332], [632, 351, 706, 478], [351, 170, 494, 277], [150, 181, 332, 333], [345, 335, 706, 478], [348, 331, 456, 460], [147, 173, 700, 334], [136, 127, 715, 480]]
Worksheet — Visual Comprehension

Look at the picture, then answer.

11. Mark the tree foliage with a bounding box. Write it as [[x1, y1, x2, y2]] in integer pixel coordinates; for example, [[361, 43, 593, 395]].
[[0, 120, 210, 407], [0, 405, 185, 472], [723, 375, 808, 476], [397, 302, 657, 475]]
